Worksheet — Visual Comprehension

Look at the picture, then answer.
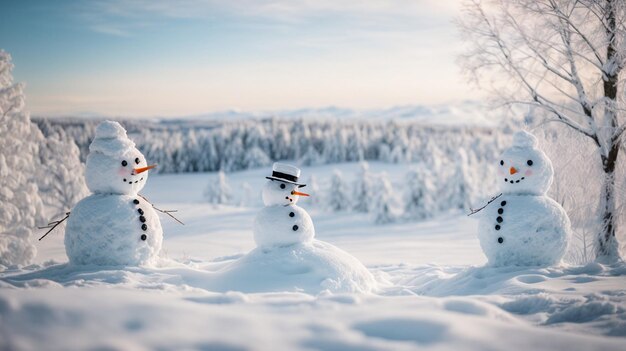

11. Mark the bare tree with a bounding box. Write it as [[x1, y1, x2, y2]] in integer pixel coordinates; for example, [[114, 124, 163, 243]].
[[459, 0, 625, 263]]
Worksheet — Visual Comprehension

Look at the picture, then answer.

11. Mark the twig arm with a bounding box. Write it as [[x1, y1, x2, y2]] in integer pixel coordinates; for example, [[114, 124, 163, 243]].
[[138, 194, 185, 225], [468, 193, 503, 217], [38, 212, 71, 241]]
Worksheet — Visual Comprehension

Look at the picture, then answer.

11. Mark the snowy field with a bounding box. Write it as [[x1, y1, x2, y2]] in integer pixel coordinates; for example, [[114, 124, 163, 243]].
[[2, 163, 626, 350]]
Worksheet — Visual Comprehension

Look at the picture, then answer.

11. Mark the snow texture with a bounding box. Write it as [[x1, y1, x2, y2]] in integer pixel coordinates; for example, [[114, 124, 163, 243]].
[[254, 205, 314, 248], [0, 50, 43, 267], [88, 120, 135, 158], [65, 194, 163, 266], [210, 240, 377, 293], [477, 131, 571, 266]]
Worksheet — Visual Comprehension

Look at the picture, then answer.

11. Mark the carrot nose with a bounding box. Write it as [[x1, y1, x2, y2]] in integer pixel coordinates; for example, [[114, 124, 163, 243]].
[[291, 190, 310, 197], [509, 167, 518, 175], [133, 164, 157, 174]]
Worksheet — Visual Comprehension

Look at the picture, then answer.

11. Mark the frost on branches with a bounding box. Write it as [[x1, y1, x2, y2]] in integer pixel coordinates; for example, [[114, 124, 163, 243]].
[[404, 167, 436, 220], [352, 162, 373, 213], [371, 173, 398, 224], [0, 50, 44, 267], [327, 170, 351, 211], [37, 122, 89, 219]]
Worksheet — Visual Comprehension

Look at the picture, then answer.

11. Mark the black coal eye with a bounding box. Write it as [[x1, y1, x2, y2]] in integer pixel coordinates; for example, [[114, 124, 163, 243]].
[[280, 184, 286, 189], [135, 158, 140, 164], [121, 160, 128, 167], [527, 160, 533, 166], [500, 160, 504, 166]]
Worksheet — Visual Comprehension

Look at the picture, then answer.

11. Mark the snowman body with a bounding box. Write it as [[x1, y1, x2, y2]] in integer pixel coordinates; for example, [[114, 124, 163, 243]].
[[254, 204, 314, 248], [64, 121, 163, 266], [65, 194, 162, 265], [478, 195, 570, 266], [477, 131, 571, 266]]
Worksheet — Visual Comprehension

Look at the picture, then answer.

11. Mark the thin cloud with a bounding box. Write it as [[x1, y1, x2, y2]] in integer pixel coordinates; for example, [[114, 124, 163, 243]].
[[74, 0, 460, 35]]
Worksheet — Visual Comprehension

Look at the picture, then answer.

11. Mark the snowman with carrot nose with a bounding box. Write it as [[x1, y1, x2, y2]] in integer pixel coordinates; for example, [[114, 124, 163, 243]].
[[253, 163, 315, 248], [64, 121, 165, 266]]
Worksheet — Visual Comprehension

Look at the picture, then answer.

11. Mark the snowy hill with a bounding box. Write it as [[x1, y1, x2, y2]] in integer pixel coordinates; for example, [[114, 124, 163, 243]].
[[173, 101, 496, 126]]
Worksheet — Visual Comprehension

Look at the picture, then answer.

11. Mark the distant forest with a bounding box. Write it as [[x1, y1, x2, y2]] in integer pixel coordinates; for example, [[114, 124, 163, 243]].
[[34, 117, 509, 174]]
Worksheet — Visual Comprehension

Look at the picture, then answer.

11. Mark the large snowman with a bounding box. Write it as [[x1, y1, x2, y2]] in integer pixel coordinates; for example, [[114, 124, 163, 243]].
[[64, 121, 163, 266], [477, 131, 571, 266], [211, 163, 376, 294]]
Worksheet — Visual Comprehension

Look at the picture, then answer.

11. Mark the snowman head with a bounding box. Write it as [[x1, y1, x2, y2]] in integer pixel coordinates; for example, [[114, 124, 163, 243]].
[[497, 131, 553, 195], [85, 121, 156, 195], [262, 163, 309, 206]]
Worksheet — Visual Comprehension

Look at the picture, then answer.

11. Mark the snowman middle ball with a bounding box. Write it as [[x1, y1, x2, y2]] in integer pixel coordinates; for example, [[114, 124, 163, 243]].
[[254, 180, 314, 248]]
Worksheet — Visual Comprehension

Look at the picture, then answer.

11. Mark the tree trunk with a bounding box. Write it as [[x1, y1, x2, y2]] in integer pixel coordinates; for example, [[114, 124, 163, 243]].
[[596, 0, 622, 263], [597, 144, 620, 262]]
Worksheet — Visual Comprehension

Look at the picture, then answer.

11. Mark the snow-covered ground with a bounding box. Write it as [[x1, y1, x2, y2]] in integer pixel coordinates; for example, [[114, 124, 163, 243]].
[[2, 164, 626, 350]]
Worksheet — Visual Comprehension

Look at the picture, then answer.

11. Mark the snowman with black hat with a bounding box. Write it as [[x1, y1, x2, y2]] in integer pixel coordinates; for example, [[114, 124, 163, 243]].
[[254, 163, 314, 248], [212, 163, 376, 293]]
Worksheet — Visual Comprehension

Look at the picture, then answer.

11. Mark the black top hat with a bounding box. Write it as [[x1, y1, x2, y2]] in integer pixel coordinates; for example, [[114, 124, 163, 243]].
[[265, 162, 306, 187]]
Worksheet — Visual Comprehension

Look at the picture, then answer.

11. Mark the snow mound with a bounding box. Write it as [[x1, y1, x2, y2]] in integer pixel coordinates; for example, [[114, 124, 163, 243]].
[[207, 240, 377, 294]]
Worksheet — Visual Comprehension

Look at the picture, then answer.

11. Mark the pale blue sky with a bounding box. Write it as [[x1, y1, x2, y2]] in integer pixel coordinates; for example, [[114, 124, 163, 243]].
[[0, 0, 478, 117]]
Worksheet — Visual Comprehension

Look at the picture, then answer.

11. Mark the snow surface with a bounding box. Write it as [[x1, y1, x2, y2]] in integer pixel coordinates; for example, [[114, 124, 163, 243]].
[[2, 164, 626, 350]]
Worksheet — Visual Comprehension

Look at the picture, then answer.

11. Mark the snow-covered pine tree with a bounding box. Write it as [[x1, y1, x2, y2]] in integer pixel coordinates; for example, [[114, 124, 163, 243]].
[[404, 166, 436, 220], [371, 172, 398, 224], [299, 145, 323, 166], [203, 170, 232, 205], [243, 146, 271, 169], [307, 174, 321, 207], [352, 162, 373, 212], [327, 170, 351, 211], [441, 149, 474, 211], [37, 127, 89, 219], [0, 50, 44, 267]]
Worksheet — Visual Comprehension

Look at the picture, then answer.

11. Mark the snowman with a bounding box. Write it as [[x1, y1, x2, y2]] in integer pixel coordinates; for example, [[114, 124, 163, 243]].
[[209, 163, 376, 294], [64, 121, 163, 266], [477, 131, 571, 266], [254, 163, 314, 248]]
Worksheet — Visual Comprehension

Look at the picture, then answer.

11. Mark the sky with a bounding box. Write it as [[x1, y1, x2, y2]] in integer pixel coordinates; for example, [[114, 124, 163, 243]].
[[0, 0, 480, 118]]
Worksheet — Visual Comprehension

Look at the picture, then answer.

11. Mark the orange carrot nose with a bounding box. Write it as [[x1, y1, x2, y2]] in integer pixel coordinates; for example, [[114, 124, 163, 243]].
[[133, 164, 157, 174], [509, 167, 518, 175], [291, 190, 310, 197]]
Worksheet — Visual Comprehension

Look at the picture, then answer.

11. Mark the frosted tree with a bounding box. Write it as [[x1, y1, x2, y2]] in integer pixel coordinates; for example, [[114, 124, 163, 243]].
[[299, 145, 323, 166], [352, 162, 373, 212], [371, 173, 398, 224], [307, 174, 321, 207], [38, 128, 89, 219], [443, 149, 475, 211], [404, 167, 436, 220], [243, 146, 271, 169], [203, 170, 232, 205], [0, 50, 44, 267], [238, 182, 256, 207], [459, 0, 626, 262], [327, 170, 351, 211]]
